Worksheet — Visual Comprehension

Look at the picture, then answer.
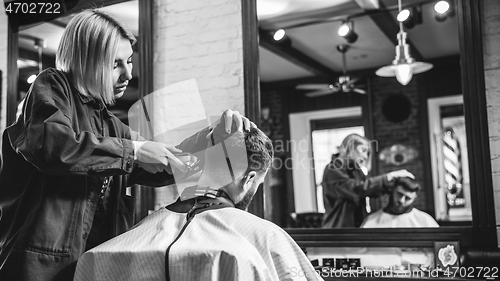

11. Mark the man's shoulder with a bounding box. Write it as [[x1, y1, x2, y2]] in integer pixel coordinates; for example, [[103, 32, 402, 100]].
[[410, 208, 440, 227], [411, 208, 437, 219], [220, 208, 279, 224], [212, 208, 288, 235], [411, 208, 432, 217], [361, 209, 390, 228], [368, 208, 386, 217]]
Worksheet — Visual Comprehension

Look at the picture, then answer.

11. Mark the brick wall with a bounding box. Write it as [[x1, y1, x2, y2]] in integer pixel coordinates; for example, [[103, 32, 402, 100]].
[[482, 0, 500, 246], [261, 89, 290, 226], [370, 75, 428, 212], [146, 0, 245, 214], [0, 9, 8, 140], [151, 0, 244, 120]]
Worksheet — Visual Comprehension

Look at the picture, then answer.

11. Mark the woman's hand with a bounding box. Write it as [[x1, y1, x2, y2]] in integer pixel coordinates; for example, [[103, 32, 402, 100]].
[[386, 169, 415, 181], [136, 141, 187, 173], [206, 109, 257, 139]]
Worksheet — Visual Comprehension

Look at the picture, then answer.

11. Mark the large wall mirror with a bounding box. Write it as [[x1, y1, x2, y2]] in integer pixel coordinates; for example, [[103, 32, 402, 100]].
[[255, 0, 495, 248], [6, 0, 494, 248]]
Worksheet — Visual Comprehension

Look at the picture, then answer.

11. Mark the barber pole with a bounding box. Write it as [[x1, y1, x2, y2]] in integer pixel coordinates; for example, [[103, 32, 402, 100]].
[[442, 127, 464, 207]]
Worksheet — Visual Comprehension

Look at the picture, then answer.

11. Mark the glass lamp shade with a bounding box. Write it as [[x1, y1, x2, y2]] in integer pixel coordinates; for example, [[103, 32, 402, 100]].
[[376, 61, 433, 85]]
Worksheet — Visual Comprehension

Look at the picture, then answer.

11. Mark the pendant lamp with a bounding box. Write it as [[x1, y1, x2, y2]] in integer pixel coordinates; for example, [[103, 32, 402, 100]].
[[375, 0, 433, 85]]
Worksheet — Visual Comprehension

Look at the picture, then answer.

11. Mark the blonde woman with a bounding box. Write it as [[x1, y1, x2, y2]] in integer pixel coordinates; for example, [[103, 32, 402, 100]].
[[0, 10, 253, 280], [321, 134, 414, 228]]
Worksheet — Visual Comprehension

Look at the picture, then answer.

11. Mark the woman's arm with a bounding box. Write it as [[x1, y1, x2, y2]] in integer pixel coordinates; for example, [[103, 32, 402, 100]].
[[128, 110, 254, 186], [176, 127, 211, 153], [362, 169, 415, 197], [322, 165, 393, 201], [322, 167, 365, 202], [362, 174, 391, 197], [126, 128, 210, 187]]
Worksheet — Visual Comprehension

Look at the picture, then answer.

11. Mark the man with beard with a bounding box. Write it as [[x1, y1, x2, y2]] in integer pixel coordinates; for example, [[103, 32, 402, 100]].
[[360, 177, 439, 228], [74, 123, 322, 281]]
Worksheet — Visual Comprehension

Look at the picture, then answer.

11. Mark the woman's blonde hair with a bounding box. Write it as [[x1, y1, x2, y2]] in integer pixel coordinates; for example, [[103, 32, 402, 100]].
[[338, 133, 372, 171], [56, 9, 136, 105]]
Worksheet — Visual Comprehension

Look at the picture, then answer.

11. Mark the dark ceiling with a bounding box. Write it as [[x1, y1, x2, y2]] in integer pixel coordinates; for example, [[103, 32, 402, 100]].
[[257, 0, 459, 87], [16, 0, 459, 101]]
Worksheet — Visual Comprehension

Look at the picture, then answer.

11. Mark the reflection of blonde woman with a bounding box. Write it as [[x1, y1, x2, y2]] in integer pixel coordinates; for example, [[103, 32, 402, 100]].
[[0, 10, 253, 280], [321, 134, 414, 228]]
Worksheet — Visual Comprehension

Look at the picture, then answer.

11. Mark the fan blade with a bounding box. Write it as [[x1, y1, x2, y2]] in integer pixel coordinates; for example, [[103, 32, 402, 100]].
[[344, 77, 360, 86], [352, 88, 367, 94], [305, 90, 334, 98], [296, 84, 330, 90]]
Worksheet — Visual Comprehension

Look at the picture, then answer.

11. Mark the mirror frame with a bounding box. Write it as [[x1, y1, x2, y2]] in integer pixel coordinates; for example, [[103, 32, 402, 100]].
[[6, 0, 496, 248], [243, 0, 497, 248]]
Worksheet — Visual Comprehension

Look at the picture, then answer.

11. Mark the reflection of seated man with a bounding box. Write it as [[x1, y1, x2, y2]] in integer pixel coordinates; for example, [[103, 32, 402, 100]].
[[74, 125, 321, 281], [361, 178, 439, 228]]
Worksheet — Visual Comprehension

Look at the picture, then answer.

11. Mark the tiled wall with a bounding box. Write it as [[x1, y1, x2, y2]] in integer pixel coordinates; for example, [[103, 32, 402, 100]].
[[482, 0, 500, 246]]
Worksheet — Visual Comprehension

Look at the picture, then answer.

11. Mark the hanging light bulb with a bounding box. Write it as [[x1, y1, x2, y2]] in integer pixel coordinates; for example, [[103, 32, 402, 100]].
[[375, 0, 432, 85], [395, 64, 413, 85]]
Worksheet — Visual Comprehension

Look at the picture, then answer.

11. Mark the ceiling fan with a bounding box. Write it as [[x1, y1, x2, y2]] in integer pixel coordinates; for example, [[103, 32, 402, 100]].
[[296, 44, 366, 97]]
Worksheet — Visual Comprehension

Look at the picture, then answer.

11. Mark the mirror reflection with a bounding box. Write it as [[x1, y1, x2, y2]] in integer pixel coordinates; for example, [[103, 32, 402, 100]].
[[16, 1, 139, 125], [258, 0, 470, 228]]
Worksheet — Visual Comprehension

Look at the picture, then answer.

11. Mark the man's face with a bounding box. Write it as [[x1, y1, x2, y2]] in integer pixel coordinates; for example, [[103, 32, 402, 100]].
[[389, 185, 417, 214]]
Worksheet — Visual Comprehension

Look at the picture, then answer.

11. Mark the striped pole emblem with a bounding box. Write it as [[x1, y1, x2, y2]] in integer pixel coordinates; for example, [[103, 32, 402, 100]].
[[443, 131, 461, 184], [443, 127, 464, 206]]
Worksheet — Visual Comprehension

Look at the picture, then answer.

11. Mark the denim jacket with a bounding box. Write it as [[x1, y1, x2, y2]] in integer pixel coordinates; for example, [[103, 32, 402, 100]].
[[0, 68, 210, 280]]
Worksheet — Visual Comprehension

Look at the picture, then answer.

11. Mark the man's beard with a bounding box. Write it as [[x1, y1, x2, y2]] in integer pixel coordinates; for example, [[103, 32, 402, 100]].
[[234, 183, 258, 210], [384, 197, 414, 215], [387, 204, 413, 215]]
